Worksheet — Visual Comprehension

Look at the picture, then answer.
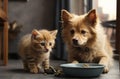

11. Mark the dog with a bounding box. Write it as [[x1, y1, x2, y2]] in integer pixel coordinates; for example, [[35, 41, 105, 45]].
[[61, 9, 113, 73]]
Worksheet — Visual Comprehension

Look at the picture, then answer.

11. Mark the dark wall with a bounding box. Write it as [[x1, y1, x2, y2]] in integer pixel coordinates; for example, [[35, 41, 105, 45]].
[[8, 0, 56, 53]]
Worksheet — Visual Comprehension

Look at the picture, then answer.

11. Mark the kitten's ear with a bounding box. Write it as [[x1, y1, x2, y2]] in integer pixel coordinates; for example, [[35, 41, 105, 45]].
[[31, 29, 40, 39], [85, 9, 97, 26], [61, 9, 72, 22], [50, 30, 58, 38]]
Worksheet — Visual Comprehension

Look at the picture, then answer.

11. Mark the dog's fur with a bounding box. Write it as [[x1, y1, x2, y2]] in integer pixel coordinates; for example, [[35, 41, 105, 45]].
[[61, 9, 113, 73]]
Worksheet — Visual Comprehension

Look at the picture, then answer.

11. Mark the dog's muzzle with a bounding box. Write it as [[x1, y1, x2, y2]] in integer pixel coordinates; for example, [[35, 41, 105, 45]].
[[72, 39, 79, 46]]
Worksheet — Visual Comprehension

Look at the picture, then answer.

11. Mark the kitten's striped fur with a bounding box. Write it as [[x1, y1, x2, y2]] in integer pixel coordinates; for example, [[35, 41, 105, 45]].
[[18, 29, 57, 74]]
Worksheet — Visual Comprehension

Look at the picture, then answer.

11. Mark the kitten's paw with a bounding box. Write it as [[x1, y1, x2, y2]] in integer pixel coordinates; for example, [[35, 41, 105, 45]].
[[103, 67, 109, 73], [30, 68, 39, 74], [44, 66, 56, 74]]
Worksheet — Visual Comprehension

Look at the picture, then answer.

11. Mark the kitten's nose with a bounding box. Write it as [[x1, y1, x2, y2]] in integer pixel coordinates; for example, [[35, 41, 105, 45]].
[[45, 48, 49, 52], [72, 39, 78, 45]]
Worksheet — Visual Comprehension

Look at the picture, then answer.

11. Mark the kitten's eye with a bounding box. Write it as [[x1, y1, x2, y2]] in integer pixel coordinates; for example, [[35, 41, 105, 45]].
[[40, 41, 45, 46], [49, 42, 52, 46], [70, 29, 75, 35], [81, 30, 86, 34], [40, 42, 45, 46]]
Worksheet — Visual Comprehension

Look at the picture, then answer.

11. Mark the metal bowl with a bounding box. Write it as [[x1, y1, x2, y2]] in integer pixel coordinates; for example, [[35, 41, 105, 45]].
[[60, 63, 104, 77]]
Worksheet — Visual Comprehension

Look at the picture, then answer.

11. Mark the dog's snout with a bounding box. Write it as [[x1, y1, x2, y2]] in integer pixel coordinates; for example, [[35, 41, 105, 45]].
[[72, 39, 78, 45]]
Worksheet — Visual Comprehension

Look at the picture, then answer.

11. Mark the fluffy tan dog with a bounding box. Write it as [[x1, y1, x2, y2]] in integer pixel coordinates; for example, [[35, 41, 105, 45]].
[[61, 9, 113, 73]]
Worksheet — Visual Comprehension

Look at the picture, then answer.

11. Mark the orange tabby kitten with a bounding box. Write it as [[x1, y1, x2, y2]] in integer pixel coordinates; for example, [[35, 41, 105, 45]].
[[18, 29, 57, 74]]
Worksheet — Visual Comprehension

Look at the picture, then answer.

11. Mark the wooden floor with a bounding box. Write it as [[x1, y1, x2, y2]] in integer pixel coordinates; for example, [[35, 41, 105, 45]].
[[0, 59, 119, 79]]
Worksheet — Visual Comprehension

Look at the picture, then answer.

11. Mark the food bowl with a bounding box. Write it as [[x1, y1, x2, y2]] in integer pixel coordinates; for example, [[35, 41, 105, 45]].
[[60, 63, 104, 77]]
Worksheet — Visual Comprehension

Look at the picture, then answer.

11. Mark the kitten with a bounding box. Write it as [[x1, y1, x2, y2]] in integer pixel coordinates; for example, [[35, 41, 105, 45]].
[[18, 29, 57, 74]]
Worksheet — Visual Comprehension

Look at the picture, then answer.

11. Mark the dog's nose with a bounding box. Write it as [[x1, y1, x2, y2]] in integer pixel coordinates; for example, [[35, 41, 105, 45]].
[[72, 39, 78, 45]]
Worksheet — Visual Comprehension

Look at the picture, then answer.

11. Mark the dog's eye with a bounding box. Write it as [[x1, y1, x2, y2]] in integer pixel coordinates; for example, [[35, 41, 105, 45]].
[[81, 30, 86, 34], [70, 29, 75, 35]]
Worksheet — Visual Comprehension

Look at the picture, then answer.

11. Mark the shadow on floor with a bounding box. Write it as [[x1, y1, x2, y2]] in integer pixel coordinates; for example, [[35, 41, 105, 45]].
[[8, 69, 28, 74]]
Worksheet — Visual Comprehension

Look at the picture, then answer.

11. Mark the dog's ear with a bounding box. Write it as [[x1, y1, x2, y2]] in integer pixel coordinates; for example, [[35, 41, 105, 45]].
[[85, 9, 97, 26], [61, 9, 72, 22]]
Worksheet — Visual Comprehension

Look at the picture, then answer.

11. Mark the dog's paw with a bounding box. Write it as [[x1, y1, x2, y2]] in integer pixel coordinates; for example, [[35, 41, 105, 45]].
[[72, 61, 79, 64], [103, 66, 109, 73]]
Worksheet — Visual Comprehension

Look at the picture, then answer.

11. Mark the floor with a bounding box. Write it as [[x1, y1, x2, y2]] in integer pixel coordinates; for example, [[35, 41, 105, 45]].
[[0, 59, 119, 79]]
